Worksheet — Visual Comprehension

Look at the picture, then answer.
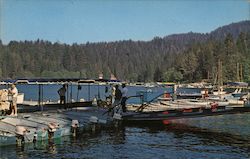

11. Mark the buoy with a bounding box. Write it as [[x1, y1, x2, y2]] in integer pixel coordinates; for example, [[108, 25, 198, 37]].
[[89, 116, 98, 123]]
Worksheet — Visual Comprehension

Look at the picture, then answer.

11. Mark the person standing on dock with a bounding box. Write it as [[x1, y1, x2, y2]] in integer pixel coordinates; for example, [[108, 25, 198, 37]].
[[104, 86, 110, 101], [121, 83, 128, 112], [111, 85, 116, 104], [113, 85, 122, 112], [8, 84, 18, 116], [58, 84, 67, 109]]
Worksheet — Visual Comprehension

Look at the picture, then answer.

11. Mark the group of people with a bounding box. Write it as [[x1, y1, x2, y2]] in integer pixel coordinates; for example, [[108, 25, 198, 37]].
[[5, 83, 128, 116], [4, 83, 66, 116], [106, 83, 128, 113]]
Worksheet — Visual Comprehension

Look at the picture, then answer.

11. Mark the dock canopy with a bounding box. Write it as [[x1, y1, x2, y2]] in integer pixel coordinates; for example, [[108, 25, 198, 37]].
[[15, 79, 29, 84], [78, 79, 95, 83], [95, 79, 121, 83], [0, 78, 96, 84]]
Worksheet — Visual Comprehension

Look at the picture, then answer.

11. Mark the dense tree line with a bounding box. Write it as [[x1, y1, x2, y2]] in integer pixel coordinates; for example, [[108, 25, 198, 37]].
[[0, 21, 249, 83]]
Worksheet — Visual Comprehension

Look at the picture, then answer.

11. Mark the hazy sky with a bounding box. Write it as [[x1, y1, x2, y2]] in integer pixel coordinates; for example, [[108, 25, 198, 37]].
[[0, 0, 249, 44]]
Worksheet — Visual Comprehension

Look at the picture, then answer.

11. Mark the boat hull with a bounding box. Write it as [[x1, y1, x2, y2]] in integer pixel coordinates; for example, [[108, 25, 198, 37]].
[[117, 106, 250, 122]]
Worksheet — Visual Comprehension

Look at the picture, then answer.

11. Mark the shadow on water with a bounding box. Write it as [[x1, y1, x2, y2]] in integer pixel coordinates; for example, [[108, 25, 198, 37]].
[[122, 119, 250, 142]]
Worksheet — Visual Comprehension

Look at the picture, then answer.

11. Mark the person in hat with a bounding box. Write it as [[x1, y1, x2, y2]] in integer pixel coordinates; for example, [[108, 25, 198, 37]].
[[121, 83, 128, 112]]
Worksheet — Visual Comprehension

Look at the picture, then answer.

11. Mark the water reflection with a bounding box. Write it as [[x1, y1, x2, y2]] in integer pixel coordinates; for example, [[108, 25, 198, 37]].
[[16, 144, 26, 159], [46, 140, 57, 155], [104, 120, 249, 158]]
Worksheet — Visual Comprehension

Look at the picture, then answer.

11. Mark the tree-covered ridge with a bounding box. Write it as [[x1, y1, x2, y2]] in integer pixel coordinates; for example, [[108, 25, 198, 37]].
[[0, 21, 249, 83]]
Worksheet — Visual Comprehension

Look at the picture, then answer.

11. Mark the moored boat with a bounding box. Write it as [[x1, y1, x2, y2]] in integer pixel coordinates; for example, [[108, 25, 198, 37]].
[[114, 105, 250, 122]]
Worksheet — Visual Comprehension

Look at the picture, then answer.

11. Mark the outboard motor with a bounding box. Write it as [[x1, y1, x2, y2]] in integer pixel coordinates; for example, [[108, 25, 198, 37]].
[[89, 116, 98, 132], [15, 126, 29, 145], [33, 132, 38, 143], [71, 120, 79, 137], [48, 122, 59, 139]]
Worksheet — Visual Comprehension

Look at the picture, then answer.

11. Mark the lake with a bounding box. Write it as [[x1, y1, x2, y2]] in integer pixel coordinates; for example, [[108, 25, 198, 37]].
[[0, 84, 249, 159], [1, 114, 250, 159]]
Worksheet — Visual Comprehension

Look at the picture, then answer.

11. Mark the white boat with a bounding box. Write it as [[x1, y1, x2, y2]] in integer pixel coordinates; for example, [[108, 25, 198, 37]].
[[0, 121, 19, 146], [127, 100, 206, 112], [226, 98, 245, 105], [160, 100, 209, 109], [20, 113, 72, 138], [127, 97, 230, 113], [0, 118, 39, 145], [1, 117, 48, 142]]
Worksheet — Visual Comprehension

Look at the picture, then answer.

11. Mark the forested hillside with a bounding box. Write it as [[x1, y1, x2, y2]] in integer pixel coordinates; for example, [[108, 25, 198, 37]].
[[0, 21, 249, 83]]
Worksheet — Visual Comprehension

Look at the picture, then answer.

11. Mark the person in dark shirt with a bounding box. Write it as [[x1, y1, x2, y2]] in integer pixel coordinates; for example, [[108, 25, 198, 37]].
[[110, 85, 121, 113], [58, 84, 67, 108], [121, 83, 128, 112]]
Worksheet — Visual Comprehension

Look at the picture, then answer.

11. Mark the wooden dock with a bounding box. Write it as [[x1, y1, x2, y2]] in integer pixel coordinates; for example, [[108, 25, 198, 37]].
[[18, 101, 93, 113]]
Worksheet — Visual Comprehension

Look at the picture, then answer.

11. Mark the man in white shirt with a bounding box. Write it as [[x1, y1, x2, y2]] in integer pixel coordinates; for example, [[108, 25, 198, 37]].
[[121, 83, 128, 112], [9, 84, 18, 116]]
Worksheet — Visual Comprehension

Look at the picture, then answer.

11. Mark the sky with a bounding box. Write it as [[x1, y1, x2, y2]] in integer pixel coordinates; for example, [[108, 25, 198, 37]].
[[0, 0, 249, 44]]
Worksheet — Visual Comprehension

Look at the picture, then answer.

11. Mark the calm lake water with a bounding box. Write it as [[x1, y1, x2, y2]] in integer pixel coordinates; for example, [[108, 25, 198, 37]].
[[1, 114, 250, 159], [0, 84, 249, 159]]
